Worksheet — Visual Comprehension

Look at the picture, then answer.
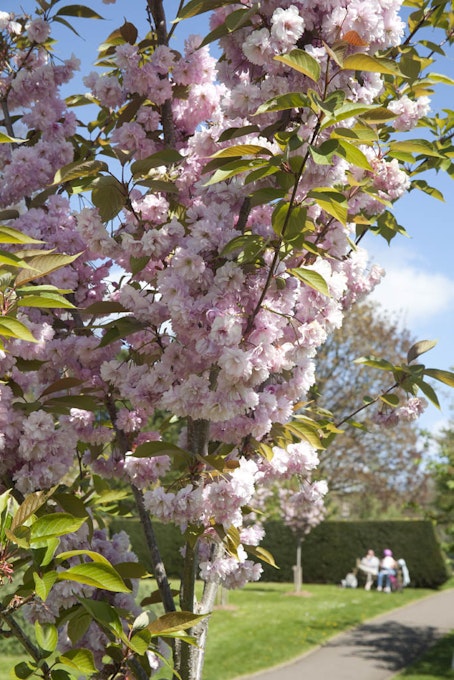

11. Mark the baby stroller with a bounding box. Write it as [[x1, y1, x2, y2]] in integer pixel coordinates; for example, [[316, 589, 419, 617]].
[[389, 558, 410, 592]]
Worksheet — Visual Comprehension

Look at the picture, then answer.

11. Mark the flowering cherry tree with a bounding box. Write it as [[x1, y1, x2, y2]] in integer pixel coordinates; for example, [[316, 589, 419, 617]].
[[0, 1, 453, 679]]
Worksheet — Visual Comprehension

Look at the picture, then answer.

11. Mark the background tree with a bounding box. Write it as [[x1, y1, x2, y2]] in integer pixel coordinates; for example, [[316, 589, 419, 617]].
[[312, 300, 431, 518], [426, 418, 454, 556]]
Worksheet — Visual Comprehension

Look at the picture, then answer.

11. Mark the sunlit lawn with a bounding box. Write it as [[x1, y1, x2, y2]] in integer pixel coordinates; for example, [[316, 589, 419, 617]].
[[0, 582, 446, 680], [201, 583, 438, 680]]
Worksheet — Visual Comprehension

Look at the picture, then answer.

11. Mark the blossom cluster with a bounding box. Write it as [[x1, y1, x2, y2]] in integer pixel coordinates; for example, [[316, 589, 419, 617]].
[[0, 0, 432, 618]]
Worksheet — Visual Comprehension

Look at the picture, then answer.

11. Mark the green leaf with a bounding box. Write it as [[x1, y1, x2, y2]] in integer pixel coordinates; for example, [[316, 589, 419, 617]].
[[320, 103, 380, 129], [249, 187, 287, 207], [65, 93, 95, 107], [342, 53, 403, 76], [130, 149, 183, 178], [199, 6, 255, 47], [55, 5, 103, 19], [410, 180, 444, 201], [17, 284, 71, 294], [58, 562, 131, 593], [41, 394, 99, 414], [11, 488, 55, 531], [0, 250, 34, 269], [389, 139, 443, 158], [407, 339, 437, 363], [82, 300, 127, 316], [289, 267, 330, 296], [17, 294, 75, 309], [53, 160, 108, 185], [141, 588, 179, 607], [244, 544, 279, 568], [255, 92, 309, 115], [211, 144, 273, 159], [113, 561, 148, 579], [309, 139, 339, 165], [30, 514, 87, 543], [11, 662, 36, 680], [0, 132, 25, 144], [129, 629, 151, 655], [354, 356, 394, 370], [379, 393, 400, 407], [91, 176, 126, 221], [285, 419, 324, 450], [220, 234, 266, 258], [307, 188, 348, 225], [56, 549, 112, 566], [92, 489, 130, 506], [414, 378, 440, 408], [426, 72, 454, 85], [372, 210, 407, 244], [359, 107, 397, 123], [39, 377, 83, 398], [78, 598, 124, 638], [204, 159, 267, 186], [133, 441, 191, 461], [49, 670, 72, 680], [58, 649, 97, 674], [66, 609, 91, 645], [271, 201, 290, 237], [35, 622, 58, 654], [146, 611, 207, 637], [217, 125, 260, 143], [132, 610, 157, 632], [337, 140, 372, 170], [34, 571, 58, 601], [98, 316, 146, 347], [34, 536, 60, 567], [331, 124, 377, 142], [423, 368, 454, 387], [0, 226, 43, 244], [177, 0, 238, 20], [274, 49, 321, 82], [15, 253, 81, 286], [42, 395, 99, 415], [0, 317, 37, 343]]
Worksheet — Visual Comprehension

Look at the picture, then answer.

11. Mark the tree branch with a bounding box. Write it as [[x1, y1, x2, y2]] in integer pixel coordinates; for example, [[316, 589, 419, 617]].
[[147, 0, 175, 147]]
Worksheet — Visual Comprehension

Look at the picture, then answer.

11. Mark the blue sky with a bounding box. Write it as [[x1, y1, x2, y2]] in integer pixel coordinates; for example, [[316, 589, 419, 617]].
[[11, 0, 454, 432]]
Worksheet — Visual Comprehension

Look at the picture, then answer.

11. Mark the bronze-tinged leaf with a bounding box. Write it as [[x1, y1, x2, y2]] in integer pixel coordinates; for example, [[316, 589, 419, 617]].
[[342, 30, 368, 47], [146, 612, 207, 636], [407, 339, 437, 364]]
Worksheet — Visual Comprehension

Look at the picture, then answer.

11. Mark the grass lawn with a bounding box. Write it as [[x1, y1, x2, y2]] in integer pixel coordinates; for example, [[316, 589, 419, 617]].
[[0, 583, 446, 680], [201, 583, 440, 680], [392, 630, 454, 679]]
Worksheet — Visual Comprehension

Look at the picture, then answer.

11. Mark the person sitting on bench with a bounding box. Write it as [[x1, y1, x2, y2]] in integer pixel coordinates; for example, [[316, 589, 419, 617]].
[[358, 549, 380, 591]]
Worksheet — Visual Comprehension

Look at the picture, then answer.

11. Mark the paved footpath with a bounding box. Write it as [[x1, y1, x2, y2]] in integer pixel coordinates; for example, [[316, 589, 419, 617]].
[[236, 589, 454, 680]]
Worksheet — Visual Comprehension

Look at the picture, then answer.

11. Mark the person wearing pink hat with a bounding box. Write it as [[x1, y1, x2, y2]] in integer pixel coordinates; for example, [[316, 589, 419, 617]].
[[376, 549, 398, 592]]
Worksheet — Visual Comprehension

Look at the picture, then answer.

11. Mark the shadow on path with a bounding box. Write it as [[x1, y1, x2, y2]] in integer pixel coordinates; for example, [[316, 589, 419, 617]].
[[325, 620, 442, 673]]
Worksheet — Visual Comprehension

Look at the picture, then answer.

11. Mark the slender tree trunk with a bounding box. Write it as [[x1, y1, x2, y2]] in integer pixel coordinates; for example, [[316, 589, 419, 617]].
[[293, 537, 303, 593], [174, 418, 217, 680]]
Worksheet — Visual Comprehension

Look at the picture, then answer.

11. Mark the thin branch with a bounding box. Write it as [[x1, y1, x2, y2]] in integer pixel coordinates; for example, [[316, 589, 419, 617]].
[[0, 609, 50, 675], [104, 396, 176, 614], [335, 382, 398, 429], [244, 121, 321, 337], [130, 484, 177, 614], [147, 0, 175, 147]]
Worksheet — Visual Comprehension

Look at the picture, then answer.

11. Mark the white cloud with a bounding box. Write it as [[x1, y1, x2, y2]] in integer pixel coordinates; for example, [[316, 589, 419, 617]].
[[369, 264, 454, 324]]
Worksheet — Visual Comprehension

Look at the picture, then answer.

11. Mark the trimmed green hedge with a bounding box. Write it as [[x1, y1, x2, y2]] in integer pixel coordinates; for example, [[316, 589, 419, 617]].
[[260, 520, 450, 588], [110, 519, 450, 589]]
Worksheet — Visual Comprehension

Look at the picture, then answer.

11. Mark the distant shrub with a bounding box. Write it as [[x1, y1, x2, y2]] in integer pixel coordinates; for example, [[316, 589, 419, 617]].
[[260, 520, 450, 588], [110, 518, 449, 589]]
